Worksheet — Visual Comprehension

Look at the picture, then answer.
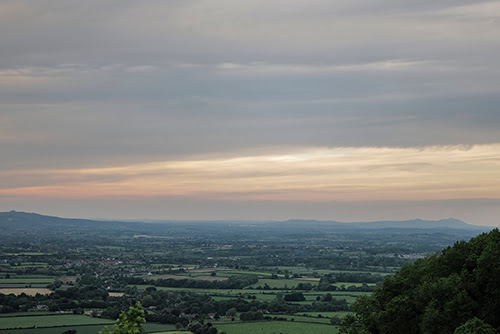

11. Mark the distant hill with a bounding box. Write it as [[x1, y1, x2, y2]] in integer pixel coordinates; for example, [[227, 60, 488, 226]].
[[282, 217, 480, 230], [0, 210, 490, 238], [0, 210, 141, 234]]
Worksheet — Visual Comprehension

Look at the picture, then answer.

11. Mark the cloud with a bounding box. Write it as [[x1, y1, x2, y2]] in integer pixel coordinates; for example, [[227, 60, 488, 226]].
[[440, 1, 500, 21], [2, 144, 499, 203], [184, 60, 432, 77], [1, 1, 499, 222], [125, 65, 157, 73]]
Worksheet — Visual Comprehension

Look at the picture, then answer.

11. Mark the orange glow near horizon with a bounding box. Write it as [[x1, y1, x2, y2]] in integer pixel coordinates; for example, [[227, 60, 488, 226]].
[[2, 144, 500, 202]]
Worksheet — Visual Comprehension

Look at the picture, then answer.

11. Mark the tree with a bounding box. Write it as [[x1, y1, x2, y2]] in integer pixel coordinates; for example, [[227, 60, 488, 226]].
[[339, 314, 369, 334], [100, 302, 145, 334], [342, 229, 500, 334], [330, 316, 342, 325], [454, 317, 495, 334], [283, 292, 305, 301], [188, 322, 217, 334], [225, 307, 237, 317]]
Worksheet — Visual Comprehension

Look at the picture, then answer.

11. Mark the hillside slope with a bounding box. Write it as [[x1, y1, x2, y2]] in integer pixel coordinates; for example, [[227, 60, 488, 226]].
[[343, 228, 500, 334]]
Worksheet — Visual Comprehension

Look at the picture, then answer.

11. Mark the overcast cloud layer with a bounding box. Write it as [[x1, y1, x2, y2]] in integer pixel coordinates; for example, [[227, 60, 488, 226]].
[[1, 1, 500, 225]]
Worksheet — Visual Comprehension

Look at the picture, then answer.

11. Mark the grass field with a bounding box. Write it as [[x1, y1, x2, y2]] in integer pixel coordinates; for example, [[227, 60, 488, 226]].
[[267, 314, 332, 324], [146, 274, 228, 281], [299, 311, 350, 318], [0, 314, 113, 329], [141, 323, 177, 332], [272, 266, 394, 276], [129, 285, 258, 295], [128, 284, 370, 306], [0, 315, 176, 333], [0, 311, 59, 317], [248, 278, 318, 289], [215, 321, 339, 334], [212, 293, 278, 302], [217, 270, 284, 278], [0, 284, 49, 288], [13, 263, 49, 269], [0, 323, 177, 334], [4, 253, 51, 256], [0, 278, 54, 284], [0, 325, 107, 334]]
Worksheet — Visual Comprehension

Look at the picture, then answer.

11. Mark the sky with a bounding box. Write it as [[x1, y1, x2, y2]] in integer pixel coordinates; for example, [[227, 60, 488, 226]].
[[1, 0, 500, 225]]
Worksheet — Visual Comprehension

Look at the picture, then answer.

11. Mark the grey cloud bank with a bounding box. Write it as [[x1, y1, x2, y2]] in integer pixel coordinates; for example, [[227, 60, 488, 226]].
[[1, 0, 499, 223]]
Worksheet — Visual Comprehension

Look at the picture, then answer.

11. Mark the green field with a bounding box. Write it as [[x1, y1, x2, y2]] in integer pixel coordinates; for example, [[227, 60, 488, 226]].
[[129, 284, 370, 306], [299, 311, 350, 318], [0, 278, 54, 284], [0, 314, 113, 329], [217, 270, 285, 278], [0, 315, 176, 333], [0, 283, 49, 288], [129, 285, 260, 295], [142, 323, 178, 332], [215, 321, 339, 334], [267, 314, 332, 324], [273, 266, 394, 276], [0, 325, 107, 334], [0, 311, 60, 317], [248, 278, 318, 289], [3, 253, 51, 256], [15, 263, 50, 269], [0, 323, 177, 334], [212, 293, 278, 302]]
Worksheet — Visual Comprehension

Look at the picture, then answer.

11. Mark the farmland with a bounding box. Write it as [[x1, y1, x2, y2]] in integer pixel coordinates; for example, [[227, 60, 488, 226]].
[[0, 211, 490, 333], [0, 288, 52, 296], [215, 321, 338, 334], [0, 314, 113, 330]]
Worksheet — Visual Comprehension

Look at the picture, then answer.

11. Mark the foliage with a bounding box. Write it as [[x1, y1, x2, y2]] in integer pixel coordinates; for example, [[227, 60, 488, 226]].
[[100, 302, 145, 334], [330, 315, 342, 325], [152, 274, 258, 289], [453, 317, 496, 334], [339, 314, 369, 334], [240, 311, 264, 321], [188, 321, 217, 334], [344, 229, 500, 334], [283, 292, 305, 301]]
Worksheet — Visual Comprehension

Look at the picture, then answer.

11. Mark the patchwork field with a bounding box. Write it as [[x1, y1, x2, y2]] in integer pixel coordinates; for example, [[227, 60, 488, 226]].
[[3, 213, 463, 334]]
